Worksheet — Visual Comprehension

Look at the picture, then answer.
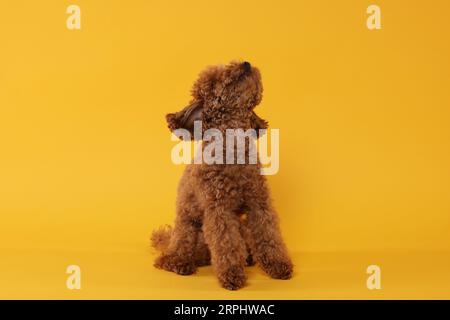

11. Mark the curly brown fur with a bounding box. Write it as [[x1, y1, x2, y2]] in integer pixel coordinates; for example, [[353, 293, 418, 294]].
[[153, 61, 293, 290], [151, 213, 252, 268], [151, 225, 172, 252]]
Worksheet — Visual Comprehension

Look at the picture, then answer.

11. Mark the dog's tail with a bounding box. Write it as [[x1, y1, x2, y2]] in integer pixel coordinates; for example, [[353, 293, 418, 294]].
[[150, 225, 172, 252]]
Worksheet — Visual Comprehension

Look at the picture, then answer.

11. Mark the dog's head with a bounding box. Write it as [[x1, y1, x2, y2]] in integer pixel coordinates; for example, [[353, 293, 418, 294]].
[[166, 61, 267, 139]]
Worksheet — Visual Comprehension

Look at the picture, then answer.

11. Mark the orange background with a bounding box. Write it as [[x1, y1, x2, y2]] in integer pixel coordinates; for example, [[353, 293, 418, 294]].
[[0, 0, 449, 299]]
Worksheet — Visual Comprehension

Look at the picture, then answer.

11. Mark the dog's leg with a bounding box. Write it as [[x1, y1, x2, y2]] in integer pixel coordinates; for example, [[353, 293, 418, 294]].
[[246, 187, 293, 280], [203, 203, 247, 290], [192, 223, 252, 267], [154, 206, 201, 275]]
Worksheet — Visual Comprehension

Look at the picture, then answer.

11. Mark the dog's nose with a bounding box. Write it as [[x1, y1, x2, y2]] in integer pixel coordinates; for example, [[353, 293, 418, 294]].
[[242, 61, 251, 72]]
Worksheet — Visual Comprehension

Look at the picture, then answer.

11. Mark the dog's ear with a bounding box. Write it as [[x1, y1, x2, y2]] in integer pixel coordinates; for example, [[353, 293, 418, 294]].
[[166, 101, 203, 138], [251, 111, 269, 137]]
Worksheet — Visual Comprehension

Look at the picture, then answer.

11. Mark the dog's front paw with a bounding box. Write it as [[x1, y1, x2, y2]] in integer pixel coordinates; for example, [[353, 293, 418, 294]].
[[260, 258, 293, 280], [218, 265, 247, 290], [154, 254, 196, 275]]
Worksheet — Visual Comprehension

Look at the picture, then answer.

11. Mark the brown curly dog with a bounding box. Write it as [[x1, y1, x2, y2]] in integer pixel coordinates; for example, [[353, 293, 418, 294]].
[[152, 61, 293, 290]]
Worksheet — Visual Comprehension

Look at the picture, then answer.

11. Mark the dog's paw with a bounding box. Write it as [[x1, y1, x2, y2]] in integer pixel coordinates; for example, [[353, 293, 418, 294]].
[[219, 265, 247, 290], [154, 254, 196, 276], [260, 258, 293, 280]]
